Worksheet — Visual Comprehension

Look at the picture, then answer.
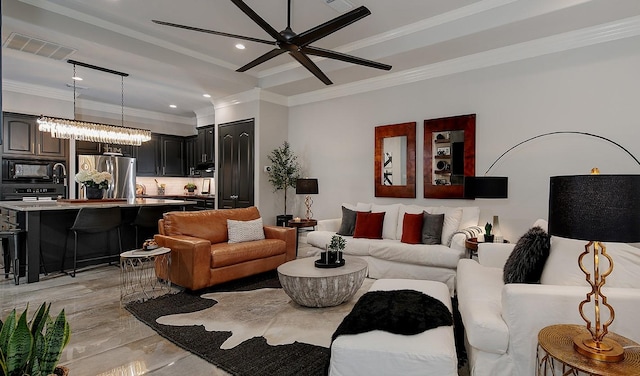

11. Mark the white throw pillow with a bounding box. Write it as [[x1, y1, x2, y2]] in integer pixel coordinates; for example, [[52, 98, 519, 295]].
[[540, 236, 640, 288], [227, 218, 265, 243], [430, 206, 463, 245], [459, 206, 480, 230], [370, 203, 401, 240]]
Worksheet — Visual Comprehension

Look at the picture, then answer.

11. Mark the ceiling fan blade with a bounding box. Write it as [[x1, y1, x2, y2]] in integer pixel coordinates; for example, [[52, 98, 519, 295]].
[[294, 6, 370, 47], [289, 50, 333, 85], [237, 49, 287, 72], [303, 46, 392, 71], [230, 0, 287, 43], [152, 20, 275, 45]]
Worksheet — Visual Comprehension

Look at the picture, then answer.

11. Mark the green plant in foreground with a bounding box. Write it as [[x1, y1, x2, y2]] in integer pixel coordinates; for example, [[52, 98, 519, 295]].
[[329, 235, 346, 252], [0, 302, 70, 376]]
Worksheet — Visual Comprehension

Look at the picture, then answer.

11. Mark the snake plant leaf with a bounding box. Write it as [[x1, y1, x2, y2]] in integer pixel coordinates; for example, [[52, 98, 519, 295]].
[[6, 310, 33, 375], [38, 309, 69, 375], [0, 309, 17, 359], [30, 303, 50, 339]]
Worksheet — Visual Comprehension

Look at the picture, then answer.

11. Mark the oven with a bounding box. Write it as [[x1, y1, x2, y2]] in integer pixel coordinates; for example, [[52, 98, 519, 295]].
[[1, 183, 66, 201]]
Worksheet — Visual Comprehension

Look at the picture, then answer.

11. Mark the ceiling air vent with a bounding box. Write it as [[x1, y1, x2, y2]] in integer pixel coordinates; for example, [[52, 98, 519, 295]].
[[325, 0, 354, 13], [3, 32, 76, 60]]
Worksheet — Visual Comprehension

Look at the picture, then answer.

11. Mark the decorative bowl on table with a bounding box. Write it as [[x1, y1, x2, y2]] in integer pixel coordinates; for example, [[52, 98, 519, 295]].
[[142, 239, 159, 251]]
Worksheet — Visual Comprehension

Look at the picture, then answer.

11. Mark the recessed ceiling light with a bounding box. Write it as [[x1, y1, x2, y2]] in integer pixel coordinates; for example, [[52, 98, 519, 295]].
[[203, 94, 211, 98], [235, 43, 245, 50], [169, 104, 177, 108], [72, 76, 83, 81]]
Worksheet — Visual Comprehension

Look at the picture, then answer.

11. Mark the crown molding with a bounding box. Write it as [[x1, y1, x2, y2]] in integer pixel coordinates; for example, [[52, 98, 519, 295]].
[[3, 79, 72, 101], [288, 15, 640, 107], [4, 79, 193, 125]]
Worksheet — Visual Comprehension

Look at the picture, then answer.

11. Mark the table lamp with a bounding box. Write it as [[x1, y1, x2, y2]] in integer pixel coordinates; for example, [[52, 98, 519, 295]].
[[296, 178, 318, 220], [548, 171, 640, 362]]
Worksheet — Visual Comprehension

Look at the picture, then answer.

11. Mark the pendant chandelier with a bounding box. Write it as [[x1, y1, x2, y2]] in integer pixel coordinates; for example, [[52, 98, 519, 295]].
[[37, 60, 151, 146]]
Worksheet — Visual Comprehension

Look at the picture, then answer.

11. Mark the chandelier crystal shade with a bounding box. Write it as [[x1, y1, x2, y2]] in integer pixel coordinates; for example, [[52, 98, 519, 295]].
[[37, 116, 151, 146], [38, 59, 151, 146]]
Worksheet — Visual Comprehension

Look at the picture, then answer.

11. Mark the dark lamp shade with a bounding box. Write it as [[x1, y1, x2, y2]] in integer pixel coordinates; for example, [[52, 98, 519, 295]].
[[296, 178, 318, 194], [463, 176, 508, 199], [548, 175, 640, 243]]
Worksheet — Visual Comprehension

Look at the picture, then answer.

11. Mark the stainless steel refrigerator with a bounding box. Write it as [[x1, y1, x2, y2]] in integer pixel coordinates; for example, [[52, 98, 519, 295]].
[[77, 155, 137, 199]]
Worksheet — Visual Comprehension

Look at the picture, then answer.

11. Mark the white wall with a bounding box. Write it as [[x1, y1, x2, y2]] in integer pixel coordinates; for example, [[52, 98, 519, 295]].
[[288, 37, 640, 242]]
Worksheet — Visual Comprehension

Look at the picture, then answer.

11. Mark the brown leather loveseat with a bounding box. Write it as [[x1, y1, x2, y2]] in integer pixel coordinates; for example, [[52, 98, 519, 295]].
[[154, 206, 296, 290]]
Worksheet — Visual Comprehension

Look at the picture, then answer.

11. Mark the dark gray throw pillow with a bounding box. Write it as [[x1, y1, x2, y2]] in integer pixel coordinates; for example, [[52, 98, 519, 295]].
[[337, 206, 358, 236], [422, 212, 445, 244], [503, 226, 551, 284]]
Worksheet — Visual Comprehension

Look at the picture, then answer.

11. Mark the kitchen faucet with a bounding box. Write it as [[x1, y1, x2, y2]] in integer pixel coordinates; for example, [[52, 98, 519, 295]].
[[53, 162, 67, 186]]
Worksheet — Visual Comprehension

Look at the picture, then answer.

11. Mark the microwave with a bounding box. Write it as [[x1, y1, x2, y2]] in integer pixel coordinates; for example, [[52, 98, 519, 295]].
[[2, 159, 56, 181]]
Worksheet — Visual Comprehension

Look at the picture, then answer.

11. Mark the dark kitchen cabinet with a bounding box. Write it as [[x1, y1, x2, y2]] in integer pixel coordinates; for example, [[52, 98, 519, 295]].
[[196, 125, 215, 165], [160, 135, 184, 176], [75, 141, 133, 157], [134, 134, 159, 176], [218, 119, 254, 209], [184, 135, 198, 176], [2, 112, 67, 159]]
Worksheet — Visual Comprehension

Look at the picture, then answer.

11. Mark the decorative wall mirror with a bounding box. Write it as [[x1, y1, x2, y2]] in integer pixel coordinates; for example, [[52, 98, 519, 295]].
[[375, 122, 416, 198], [424, 114, 476, 199]]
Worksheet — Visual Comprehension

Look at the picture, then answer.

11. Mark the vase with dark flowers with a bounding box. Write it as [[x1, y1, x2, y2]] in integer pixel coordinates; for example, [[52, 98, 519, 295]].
[[75, 169, 112, 200]]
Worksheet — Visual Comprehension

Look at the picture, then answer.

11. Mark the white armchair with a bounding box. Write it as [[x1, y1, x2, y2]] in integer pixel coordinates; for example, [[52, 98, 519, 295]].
[[457, 236, 640, 376]]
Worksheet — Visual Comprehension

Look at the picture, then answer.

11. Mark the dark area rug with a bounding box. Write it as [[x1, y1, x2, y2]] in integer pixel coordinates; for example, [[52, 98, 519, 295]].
[[126, 271, 467, 375]]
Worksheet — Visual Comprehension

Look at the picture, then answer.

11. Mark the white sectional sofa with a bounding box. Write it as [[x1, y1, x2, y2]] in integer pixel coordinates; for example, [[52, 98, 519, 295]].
[[306, 203, 481, 295], [456, 220, 640, 376]]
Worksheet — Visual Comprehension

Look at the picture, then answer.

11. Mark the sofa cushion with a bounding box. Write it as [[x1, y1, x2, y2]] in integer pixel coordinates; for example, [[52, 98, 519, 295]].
[[354, 212, 385, 239], [307, 231, 371, 256], [371, 203, 401, 240], [422, 212, 445, 245], [162, 206, 260, 243], [459, 206, 481, 230], [503, 226, 550, 284], [400, 213, 423, 244], [431, 206, 463, 245], [337, 206, 359, 236], [541, 236, 640, 288], [210, 239, 286, 268], [227, 217, 265, 243], [369, 239, 463, 269]]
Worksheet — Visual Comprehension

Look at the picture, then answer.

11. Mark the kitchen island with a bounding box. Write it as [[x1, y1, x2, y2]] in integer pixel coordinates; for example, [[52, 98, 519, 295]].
[[0, 198, 196, 283]]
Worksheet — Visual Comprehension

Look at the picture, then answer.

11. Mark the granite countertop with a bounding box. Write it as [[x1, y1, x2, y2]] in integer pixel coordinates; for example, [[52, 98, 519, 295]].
[[138, 194, 215, 199], [0, 198, 196, 212]]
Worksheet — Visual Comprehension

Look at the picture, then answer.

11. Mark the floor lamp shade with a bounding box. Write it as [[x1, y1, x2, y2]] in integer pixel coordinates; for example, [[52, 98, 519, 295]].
[[548, 175, 640, 243], [463, 176, 508, 199], [296, 178, 319, 195]]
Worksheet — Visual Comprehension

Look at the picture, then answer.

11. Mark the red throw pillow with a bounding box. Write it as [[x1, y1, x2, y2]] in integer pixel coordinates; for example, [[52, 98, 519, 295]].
[[401, 213, 424, 244], [353, 212, 385, 239]]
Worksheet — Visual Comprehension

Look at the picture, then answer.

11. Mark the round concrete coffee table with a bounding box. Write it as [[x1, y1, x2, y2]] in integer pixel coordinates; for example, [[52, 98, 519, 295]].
[[277, 256, 368, 308]]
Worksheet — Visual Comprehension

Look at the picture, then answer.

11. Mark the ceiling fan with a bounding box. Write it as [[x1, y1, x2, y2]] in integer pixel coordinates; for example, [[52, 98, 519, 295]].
[[152, 0, 392, 85]]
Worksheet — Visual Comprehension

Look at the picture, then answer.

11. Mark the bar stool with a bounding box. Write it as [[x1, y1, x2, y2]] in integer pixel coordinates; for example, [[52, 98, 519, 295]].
[[131, 206, 170, 247], [61, 207, 123, 277], [1, 230, 21, 285]]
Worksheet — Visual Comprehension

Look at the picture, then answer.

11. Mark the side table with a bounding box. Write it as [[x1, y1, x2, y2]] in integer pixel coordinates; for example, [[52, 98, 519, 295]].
[[537, 324, 640, 376], [464, 237, 509, 258], [120, 247, 172, 304], [287, 218, 317, 257]]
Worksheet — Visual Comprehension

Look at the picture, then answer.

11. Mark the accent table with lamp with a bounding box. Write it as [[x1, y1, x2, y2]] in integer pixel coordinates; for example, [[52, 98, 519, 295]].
[[287, 218, 317, 257]]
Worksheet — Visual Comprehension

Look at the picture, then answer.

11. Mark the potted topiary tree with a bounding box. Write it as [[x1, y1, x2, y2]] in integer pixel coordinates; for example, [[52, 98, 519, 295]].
[[0, 302, 71, 376], [267, 141, 301, 226]]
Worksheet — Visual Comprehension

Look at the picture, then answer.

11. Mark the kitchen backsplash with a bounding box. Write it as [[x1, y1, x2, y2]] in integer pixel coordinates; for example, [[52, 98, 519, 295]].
[[136, 176, 215, 196]]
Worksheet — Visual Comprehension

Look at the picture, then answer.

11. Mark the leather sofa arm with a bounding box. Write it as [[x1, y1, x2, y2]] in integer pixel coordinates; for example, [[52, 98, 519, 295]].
[[154, 234, 212, 290], [264, 225, 296, 261]]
